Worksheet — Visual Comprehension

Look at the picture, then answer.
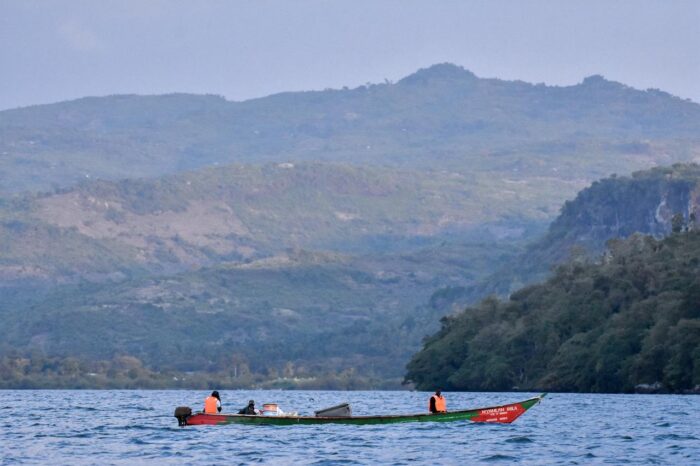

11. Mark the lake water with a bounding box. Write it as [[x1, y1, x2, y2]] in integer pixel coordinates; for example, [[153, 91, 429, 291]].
[[1, 390, 698, 465]]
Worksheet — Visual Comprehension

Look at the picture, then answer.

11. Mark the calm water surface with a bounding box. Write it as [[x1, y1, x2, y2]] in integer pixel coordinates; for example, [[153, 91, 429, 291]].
[[1, 390, 698, 465]]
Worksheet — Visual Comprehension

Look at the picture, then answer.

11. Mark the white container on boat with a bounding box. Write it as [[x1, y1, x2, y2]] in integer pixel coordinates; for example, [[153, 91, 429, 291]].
[[262, 403, 283, 416]]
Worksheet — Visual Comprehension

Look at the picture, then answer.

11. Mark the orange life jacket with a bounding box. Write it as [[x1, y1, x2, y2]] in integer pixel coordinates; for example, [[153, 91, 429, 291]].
[[204, 396, 219, 414], [430, 395, 446, 413]]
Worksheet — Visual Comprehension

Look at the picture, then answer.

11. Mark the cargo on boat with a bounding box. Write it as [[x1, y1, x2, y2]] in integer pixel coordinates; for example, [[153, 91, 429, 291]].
[[174, 394, 546, 426]]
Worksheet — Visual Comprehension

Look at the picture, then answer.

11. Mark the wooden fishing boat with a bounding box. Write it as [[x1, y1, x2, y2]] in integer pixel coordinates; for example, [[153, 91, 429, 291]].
[[174, 393, 546, 426]]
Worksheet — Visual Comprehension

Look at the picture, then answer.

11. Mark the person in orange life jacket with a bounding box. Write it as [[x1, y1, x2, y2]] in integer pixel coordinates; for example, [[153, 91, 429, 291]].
[[204, 391, 222, 414], [429, 389, 447, 413]]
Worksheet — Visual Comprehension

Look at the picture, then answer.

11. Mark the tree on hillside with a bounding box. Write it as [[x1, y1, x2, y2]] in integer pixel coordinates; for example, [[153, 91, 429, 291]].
[[405, 230, 700, 393]]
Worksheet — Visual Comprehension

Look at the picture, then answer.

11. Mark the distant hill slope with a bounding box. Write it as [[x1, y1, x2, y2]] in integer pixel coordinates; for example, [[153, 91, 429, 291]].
[[405, 229, 700, 393], [0, 161, 542, 285], [426, 163, 700, 311], [1, 63, 699, 193]]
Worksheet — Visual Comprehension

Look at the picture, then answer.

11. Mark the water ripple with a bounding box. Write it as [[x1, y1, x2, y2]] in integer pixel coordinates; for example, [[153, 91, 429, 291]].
[[505, 435, 534, 443]]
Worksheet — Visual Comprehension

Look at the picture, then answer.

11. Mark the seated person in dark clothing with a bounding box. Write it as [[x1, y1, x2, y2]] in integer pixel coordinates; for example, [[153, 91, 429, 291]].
[[238, 399, 258, 415]]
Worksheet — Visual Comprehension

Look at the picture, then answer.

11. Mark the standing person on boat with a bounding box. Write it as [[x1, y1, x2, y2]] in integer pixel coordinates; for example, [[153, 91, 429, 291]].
[[429, 389, 447, 413], [238, 399, 258, 415], [204, 391, 222, 414]]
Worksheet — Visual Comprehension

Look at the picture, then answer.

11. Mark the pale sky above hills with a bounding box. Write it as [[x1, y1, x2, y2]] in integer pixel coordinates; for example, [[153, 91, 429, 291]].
[[1, 0, 698, 110]]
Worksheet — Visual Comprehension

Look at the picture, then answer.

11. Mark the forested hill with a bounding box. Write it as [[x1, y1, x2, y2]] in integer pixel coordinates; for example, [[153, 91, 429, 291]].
[[427, 163, 700, 309], [2, 63, 700, 193], [0, 161, 535, 388], [405, 228, 700, 394]]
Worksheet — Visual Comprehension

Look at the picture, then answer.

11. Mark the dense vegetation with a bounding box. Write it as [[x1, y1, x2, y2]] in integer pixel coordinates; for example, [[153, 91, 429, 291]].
[[0, 354, 388, 390], [405, 229, 700, 393]]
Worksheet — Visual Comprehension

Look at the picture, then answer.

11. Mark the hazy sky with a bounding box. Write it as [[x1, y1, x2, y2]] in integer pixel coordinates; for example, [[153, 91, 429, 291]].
[[1, 0, 698, 110]]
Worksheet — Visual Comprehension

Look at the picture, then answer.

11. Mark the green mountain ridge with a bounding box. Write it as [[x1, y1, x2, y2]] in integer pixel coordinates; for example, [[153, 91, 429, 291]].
[[2, 63, 699, 193]]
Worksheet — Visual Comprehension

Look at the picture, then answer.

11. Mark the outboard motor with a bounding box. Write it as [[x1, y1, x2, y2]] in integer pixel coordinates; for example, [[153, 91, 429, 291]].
[[174, 406, 192, 427]]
